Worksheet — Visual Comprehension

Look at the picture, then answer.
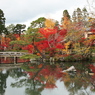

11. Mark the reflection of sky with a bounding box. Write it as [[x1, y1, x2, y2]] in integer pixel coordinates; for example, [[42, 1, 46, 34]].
[[5, 77, 70, 95], [41, 79, 69, 95], [3, 72, 95, 95], [41, 79, 95, 95], [5, 76, 26, 95]]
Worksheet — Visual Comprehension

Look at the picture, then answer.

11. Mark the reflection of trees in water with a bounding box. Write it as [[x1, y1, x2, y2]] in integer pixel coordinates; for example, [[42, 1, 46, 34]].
[[10, 63, 63, 95], [9, 68, 26, 79], [9, 62, 95, 95], [11, 63, 46, 95], [61, 62, 95, 95], [0, 70, 9, 95], [62, 73, 90, 95], [11, 78, 43, 95], [25, 79, 43, 95], [0, 67, 27, 95]]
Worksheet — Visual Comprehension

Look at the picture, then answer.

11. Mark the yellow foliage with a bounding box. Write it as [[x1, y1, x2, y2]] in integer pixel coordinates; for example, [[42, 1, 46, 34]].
[[88, 17, 95, 22], [73, 43, 80, 49], [45, 18, 55, 29], [73, 42, 90, 54], [89, 35, 95, 40], [62, 17, 71, 29], [62, 41, 72, 54]]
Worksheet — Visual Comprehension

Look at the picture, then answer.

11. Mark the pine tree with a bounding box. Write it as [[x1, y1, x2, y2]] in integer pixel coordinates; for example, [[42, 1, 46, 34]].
[[0, 9, 8, 35], [76, 8, 82, 22], [72, 10, 77, 22]]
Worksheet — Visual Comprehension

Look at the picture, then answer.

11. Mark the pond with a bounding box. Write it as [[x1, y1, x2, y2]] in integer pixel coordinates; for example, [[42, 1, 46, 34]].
[[0, 61, 95, 95]]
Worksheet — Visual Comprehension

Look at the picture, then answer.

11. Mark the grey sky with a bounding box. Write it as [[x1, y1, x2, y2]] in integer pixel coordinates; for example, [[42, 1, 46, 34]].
[[0, 0, 94, 28]]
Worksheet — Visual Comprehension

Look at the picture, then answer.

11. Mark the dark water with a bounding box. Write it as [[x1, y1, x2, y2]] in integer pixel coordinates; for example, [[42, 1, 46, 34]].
[[0, 61, 95, 95]]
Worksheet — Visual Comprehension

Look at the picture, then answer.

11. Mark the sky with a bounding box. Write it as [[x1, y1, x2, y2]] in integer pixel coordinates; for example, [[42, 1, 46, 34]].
[[0, 0, 94, 28]]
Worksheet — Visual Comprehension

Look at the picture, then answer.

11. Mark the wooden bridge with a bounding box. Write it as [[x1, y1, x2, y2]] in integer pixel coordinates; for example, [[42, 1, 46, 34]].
[[0, 52, 28, 57], [0, 52, 29, 64]]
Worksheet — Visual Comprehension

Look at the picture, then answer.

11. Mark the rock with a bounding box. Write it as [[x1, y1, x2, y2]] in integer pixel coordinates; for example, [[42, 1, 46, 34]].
[[61, 66, 76, 72]]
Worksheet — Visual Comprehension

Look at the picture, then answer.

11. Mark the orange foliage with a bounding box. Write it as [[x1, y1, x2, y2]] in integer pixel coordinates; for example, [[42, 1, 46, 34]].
[[38, 64, 43, 68], [37, 53, 41, 56]]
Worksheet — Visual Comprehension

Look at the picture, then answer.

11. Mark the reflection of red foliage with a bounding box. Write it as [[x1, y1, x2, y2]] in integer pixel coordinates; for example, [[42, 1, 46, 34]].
[[27, 72, 34, 78], [89, 64, 95, 86], [26, 64, 64, 89], [89, 64, 95, 74], [38, 64, 43, 68]]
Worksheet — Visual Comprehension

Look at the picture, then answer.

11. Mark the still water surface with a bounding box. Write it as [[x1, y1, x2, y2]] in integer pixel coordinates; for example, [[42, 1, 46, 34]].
[[0, 61, 95, 95]]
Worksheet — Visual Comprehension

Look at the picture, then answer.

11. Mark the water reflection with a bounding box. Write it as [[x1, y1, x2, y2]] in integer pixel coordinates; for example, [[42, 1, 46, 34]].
[[0, 62, 95, 95], [0, 69, 9, 95]]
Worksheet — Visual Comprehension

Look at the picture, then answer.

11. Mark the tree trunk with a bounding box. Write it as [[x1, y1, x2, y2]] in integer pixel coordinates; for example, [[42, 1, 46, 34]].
[[33, 44, 46, 59]]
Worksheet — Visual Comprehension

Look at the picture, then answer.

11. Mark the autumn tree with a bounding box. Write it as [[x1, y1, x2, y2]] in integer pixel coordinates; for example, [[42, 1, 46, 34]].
[[39, 18, 67, 59], [26, 17, 46, 42], [25, 17, 46, 57], [10, 17, 46, 58], [61, 10, 71, 29], [63, 8, 92, 60]]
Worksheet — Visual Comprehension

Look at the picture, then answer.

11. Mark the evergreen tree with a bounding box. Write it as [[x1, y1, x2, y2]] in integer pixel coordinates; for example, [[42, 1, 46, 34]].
[[76, 8, 82, 22], [13, 24, 26, 36], [82, 7, 89, 22], [30, 17, 46, 29], [72, 10, 77, 22], [6, 24, 15, 33], [0, 9, 8, 35]]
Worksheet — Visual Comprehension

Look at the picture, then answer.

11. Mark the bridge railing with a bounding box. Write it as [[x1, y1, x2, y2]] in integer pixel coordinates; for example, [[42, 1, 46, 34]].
[[0, 52, 28, 57]]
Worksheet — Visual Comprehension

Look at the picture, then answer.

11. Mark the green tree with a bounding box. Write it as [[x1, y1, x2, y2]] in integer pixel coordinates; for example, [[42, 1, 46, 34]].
[[0, 9, 8, 35], [10, 17, 46, 58], [61, 10, 71, 23], [72, 7, 89, 23], [82, 7, 89, 22], [76, 8, 82, 22], [30, 17, 46, 28], [13, 24, 26, 36], [6, 24, 15, 33], [72, 10, 77, 22], [25, 17, 46, 58], [26, 17, 46, 42]]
